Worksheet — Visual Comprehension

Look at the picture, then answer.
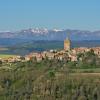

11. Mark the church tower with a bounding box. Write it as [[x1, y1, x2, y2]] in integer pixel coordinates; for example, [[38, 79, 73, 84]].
[[64, 33, 71, 51]]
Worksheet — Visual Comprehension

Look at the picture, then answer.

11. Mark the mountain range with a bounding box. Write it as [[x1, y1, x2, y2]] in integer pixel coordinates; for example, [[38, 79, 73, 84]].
[[0, 28, 100, 41]]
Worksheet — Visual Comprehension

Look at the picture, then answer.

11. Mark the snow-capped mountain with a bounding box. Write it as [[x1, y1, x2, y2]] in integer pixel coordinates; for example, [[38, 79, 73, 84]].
[[53, 29, 64, 32], [21, 28, 48, 34], [0, 28, 100, 41]]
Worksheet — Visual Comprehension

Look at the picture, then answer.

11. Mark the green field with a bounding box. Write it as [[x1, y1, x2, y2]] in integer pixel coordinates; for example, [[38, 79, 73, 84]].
[[0, 54, 17, 58]]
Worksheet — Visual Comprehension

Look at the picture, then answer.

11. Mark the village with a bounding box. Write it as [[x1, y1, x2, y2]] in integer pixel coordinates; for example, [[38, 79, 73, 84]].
[[0, 37, 100, 64]]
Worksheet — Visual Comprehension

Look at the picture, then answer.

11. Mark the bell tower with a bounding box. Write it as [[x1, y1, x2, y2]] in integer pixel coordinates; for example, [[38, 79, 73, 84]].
[[64, 33, 71, 51]]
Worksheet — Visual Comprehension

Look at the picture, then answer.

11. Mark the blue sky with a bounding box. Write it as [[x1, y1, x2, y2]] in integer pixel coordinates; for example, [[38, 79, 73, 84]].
[[0, 0, 100, 31]]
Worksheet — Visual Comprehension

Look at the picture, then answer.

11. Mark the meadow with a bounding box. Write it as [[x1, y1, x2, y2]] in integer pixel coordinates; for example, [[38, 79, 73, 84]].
[[0, 54, 16, 58]]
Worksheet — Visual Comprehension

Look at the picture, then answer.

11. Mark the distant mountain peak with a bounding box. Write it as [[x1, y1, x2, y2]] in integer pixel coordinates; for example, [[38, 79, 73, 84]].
[[53, 29, 64, 32], [31, 28, 48, 34]]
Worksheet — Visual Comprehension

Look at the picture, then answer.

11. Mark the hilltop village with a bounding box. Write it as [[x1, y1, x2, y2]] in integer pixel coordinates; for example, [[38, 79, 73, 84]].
[[0, 35, 100, 100], [0, 36, 100, 64]]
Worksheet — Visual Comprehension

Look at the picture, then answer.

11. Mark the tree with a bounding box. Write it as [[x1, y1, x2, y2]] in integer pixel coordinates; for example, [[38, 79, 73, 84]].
[[49, 70, 55, 78], [0, 60, 2, 67]]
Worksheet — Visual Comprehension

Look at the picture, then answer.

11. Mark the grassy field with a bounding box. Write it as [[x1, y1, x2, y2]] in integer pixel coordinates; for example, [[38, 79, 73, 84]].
[[0, 54, 17, 58]]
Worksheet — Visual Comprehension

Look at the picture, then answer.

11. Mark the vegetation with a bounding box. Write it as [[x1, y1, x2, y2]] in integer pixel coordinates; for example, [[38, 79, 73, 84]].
[[0, 50, 100, 100]]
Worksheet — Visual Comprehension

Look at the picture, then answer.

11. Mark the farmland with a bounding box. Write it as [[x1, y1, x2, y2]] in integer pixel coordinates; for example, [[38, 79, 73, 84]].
[[0, 54, 16, 58]]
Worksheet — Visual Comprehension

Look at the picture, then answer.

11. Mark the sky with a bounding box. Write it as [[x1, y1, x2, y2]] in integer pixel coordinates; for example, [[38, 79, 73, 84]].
[[0, 0, 100, 31]]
